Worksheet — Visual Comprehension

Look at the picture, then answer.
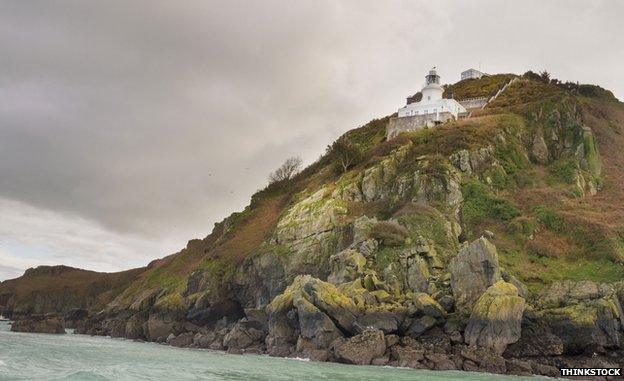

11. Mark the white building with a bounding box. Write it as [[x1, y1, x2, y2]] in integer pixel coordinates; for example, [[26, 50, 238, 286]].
[[397, 69, 466, 120], [461, 68, 488, 80], [387, 69, 467, 139]]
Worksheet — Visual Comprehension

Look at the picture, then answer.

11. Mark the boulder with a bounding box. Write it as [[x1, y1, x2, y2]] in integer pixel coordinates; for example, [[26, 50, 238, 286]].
[[505, 319, 564, 357], [125, 312, 147, 340], [167, 331, 194, 347], [436, 295, 455, 313], [354, 310, 403, 334], [327, 249, 366, 284], [63, 308, 88, 328], [460, 346, 507, 374], [536, 281, 623, 353], [531, 128, 550, 164], [406, 315, 437, 337], [295, 337, 331, 362], [464, 281, 526, 354], [147, 314, 177, 342], [406, 256, 430, 293], [390, 345, 425, 368], [449, 237, 502, 311], [293, 292, 342, 348], [412, 293, 446, 318], [223, 319, 266, 350], [424, 352, 457, 371], [10, 314, 65, 334], [332, 329, 386, 365], [192, 329, 227, 350], [502, 272, 528, 299], [505, 359, 533, 376], [266, 275, 358, 355]]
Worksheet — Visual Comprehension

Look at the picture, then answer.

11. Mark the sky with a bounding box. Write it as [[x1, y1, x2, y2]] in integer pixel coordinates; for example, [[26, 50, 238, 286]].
[[0, 0, 622, 280]]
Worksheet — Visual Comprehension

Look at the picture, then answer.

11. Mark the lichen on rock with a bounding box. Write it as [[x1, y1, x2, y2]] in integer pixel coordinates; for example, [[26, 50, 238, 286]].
[[449, 237, 502, 311], [464, 281, 526, 354]]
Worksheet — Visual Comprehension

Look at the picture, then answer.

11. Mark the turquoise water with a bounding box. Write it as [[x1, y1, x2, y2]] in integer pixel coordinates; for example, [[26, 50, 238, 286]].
[[0, 321, 540, 381]]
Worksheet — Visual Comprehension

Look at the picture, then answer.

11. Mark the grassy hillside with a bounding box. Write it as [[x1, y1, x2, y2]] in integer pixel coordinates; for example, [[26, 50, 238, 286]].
[[0, 265, 144, 316]]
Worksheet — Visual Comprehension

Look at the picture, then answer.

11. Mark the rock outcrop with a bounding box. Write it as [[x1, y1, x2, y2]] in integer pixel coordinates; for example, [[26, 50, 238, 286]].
[[10, 314, 65, 334], [535, 281, 623, 353], [449, 237, 502, 311], [464, 281, 526, 354], [332, 329, 387, 365]]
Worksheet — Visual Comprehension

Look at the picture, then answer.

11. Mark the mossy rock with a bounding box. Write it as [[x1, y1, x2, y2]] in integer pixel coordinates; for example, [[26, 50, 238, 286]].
[[464, 280, 526, 354]]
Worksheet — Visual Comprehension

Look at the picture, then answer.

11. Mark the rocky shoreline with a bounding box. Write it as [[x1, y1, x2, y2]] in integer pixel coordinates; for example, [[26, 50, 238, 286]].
[[4, 88, 624, 380], [57, 238, 622, 379], [10, 314, 65, 334]]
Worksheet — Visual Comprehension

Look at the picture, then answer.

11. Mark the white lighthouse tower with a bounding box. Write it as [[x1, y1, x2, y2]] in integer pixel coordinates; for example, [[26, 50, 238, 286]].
[[421, 68, 444, 103], [387, 68, 467, 139], [397, 68, 466, 120]]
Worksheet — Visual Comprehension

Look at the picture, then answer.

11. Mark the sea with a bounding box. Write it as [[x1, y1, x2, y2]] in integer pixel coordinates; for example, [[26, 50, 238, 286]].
[[0, 321, 545, 381]]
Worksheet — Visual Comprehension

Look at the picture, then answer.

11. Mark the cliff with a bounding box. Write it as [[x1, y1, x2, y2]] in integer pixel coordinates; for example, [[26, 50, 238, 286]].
[[0, 265, 143, 318], [3, 72, 624, 376]]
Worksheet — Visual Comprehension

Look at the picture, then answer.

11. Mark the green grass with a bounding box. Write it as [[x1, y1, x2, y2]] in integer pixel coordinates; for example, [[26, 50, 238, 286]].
[[549, 159, 577, 183], [496, 141, 529, 176], [461, 180, 520, 223], [534, 205, 565, 232], [444, 74, 516, 100], [500, 249, 624, 294]]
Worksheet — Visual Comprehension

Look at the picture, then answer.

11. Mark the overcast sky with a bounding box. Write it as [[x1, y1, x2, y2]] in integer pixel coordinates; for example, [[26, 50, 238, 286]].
[[0, 0, 622, 280]]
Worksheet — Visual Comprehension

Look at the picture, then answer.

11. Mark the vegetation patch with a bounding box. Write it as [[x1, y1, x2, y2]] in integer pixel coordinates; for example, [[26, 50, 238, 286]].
[[444, 74, 516, 100], [549, 159, 577, 184], [534, 205, 565, 233], [495, 141, 529, 176], [369, 221, 409, 247], [461, 180, 520, 224], [154, 293, 186, 312]]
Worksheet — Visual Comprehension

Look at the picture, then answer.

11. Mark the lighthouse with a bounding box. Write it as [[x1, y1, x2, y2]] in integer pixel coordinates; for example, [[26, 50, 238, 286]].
[[387, 68, 468, 139], [397, 68, 465, 120]]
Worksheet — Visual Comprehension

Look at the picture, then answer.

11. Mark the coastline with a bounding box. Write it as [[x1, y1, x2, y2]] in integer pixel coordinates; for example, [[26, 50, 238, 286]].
[[0, 321, 540, 381]]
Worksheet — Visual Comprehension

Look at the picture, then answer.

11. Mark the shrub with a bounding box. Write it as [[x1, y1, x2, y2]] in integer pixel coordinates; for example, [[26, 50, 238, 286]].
[[327, 139, 363, 173], [462, 181, 520, 223], [549, 159, 577, 184], [369, 221, 409, 246], [534, 205, 565, 232], [507, 216, 539, 236]]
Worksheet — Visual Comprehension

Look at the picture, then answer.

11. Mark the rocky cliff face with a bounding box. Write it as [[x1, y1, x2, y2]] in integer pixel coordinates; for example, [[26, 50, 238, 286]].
[[4, 73, 624, 377]]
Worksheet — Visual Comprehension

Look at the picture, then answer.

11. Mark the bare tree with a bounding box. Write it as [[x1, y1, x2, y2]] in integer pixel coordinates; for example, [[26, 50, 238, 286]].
[[268, 156, 303, 183]]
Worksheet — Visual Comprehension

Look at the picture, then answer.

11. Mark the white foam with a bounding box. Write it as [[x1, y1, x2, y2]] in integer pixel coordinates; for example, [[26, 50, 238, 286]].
[[288, 357, 310, 362]]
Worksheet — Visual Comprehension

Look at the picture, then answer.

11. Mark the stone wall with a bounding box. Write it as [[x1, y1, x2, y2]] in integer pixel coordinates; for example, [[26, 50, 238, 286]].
[[387, 112, 455, 139]]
